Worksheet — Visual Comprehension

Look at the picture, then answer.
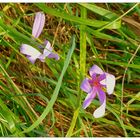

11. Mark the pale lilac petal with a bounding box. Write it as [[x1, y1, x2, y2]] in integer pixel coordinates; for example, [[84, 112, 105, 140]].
[[43, 41, 53, 56], [47, 53, 60, 60], [105, 73, 115, 95], [39, 41, 53, 62], [88, 73, 96, 85], [80, 78, 92, 93], [93, 91, 106, 118], [98, 74, 106, 81], [32, 12, 45, 38], [38, 54, 46, 62], [26, 56, 37, 64], [44, 40, 59, 60], [38, 40, 50, 51], [20, 44, 41, 63], [99, 74, 106, 86], [91, 73, 96, 80], [89, 65, 104, 77], [83, 87, 97, 109], [97, 89, 106, 104], [20, 44, 41, 56], [100, 79, 106, 86]]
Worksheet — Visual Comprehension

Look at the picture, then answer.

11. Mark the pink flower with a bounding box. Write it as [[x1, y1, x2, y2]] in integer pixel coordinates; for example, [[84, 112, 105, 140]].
[[80, 65, 115, 118], [20, 12, 59, 64]]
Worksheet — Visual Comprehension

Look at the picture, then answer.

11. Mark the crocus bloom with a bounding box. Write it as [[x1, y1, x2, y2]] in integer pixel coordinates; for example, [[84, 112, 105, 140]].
[[20, 12, 59, 64], [80, 65, 115, 118]]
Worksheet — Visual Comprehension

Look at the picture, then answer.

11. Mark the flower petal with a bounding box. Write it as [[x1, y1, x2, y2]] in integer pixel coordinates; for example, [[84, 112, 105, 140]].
[[98, 74, 106, 81], [80, 78, 92, 93], [20, 44, 41, 63], [43, 40, 53, 56], [26, 56, 37, 64], [32, 12, 45, 38], [47, 53, 60, 60], [105, 73, 115, 95], [93, 90, 106, 118], [83, 87, 97, 109], [89, 65, 104, 77], [39, 41, 53, 62], [20, 44, 41, 56], [90, 73, 96, 81], [97, 89, 106, 104], [99, 74, 106, 86], [93, 99, 106, 118]]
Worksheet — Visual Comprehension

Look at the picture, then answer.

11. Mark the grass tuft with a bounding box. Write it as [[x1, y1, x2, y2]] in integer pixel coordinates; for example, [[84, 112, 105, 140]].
[[0, 3, 140, 137]]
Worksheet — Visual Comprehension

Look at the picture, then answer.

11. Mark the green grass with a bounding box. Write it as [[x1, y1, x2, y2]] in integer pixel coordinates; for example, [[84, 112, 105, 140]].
[[0, 3, 140, 137]]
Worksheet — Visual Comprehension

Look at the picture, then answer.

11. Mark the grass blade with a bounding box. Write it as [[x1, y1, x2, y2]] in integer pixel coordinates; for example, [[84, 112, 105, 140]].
[[66, 7, 87, 137], [36, 3, 120, 29]]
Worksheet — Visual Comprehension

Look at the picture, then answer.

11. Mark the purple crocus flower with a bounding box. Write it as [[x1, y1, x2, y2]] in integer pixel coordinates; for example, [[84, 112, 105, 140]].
[[80, 65, 115, 118], [20, 12, 59, 64]]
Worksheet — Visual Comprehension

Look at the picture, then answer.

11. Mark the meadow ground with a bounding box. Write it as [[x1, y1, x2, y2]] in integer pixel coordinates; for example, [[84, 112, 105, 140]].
[[0, 3, 140, 137]]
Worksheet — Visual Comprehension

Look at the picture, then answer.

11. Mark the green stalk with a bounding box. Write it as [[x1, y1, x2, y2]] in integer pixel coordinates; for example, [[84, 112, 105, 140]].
[[66, 6, 87, 137]]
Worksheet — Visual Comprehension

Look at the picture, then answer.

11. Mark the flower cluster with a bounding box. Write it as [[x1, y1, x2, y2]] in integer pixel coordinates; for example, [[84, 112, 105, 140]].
[[20, 12, 116, 119], [20, 12, 59, 64], [80, 65, 115, 118]]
